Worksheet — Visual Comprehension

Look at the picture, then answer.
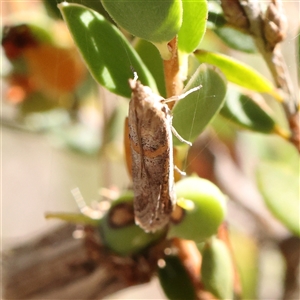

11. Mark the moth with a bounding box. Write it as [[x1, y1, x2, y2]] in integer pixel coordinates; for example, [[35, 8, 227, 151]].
[[128, 79, 200, 233]]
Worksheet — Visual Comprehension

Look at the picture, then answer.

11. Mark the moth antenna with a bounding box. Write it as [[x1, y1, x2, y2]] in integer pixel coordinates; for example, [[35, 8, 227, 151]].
[[71, 187, 102, 219], [171, 126, 192, 146], [130, 65, 138, 81], [71, 187, 87, 212], [174, 165, 186, 176], [165, 85, 202, 103]]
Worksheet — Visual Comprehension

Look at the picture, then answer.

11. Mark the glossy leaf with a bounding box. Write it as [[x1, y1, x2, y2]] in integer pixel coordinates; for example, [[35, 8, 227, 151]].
[[207, 0, 256, 54], [206, 0, 256, 53], [158, 254, 197, 300], [44, 0, 115, 22], [134, 39, 166, 97], [194, 50, 282, 101], [214, 27, 257, 53], [257, 162, 300, 236], [101, 0, 182, 45], [178, 0, 208, 53], [220, 87, 276, 133], [172, 64, 227, 145], [59, 3, 157, 98]]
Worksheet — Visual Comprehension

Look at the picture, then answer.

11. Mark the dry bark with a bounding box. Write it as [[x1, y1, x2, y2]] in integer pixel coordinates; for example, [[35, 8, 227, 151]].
[[3, 224, 161, 300]]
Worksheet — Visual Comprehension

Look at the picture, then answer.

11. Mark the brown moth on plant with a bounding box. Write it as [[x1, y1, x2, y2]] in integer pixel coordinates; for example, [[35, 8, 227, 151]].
[[128, 78, 200, 232]]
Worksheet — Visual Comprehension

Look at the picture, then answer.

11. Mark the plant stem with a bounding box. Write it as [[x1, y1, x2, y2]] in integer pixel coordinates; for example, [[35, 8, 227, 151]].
[[163, 37, 183, 105], [221, 0, 299, 151], [3, 224, 165, 299], [240, 0, 299, 150]]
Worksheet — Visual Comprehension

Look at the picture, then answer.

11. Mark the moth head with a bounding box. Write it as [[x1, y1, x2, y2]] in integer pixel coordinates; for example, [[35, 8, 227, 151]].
[[129, 79, 165, 111]]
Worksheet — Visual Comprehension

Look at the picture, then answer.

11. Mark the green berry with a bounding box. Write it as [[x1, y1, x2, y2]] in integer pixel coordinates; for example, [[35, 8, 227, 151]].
[[100, 191, 164, 255], [168, 177, 226, 243]]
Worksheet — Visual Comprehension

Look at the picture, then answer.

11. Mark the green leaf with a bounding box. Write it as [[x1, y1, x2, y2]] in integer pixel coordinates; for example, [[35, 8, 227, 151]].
[[207, 1, 226, 28], [172, 64, 227, 145], [201, 238, 234, 299], [206, 1, 256, 53], [134, 39, 166, 97], [45, 212, 100, 226], [194, 50, 282, 101], [44, 0, 115, 22], [257, 162, 300, 236], [214, 27, 257, 53], [220, 87, 276, 133], [178, 0, 208, 53], [43, 0, 63, 19], [101, 0, 182, 44], [59, 2, 157, 98]]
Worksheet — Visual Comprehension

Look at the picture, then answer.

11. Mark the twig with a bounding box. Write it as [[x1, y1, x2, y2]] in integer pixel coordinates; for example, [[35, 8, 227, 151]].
[[163, 37, 183, 104], [3, 224, 166, 299], [239, 0, 296, 107], [220, 0, 299, 151], [279, 236, 300, 300]]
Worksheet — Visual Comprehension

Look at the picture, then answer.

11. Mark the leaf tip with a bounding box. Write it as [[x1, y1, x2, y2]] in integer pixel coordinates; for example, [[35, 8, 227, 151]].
[[57, 1, 69, 10]]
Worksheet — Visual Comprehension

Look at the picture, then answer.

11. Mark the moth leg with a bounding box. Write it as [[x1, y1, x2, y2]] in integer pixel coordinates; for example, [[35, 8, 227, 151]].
[[174, 165, 186, 176], [133, 71, 138, 81], [171, 126, 192, 146], [164, 85, 202, 103]]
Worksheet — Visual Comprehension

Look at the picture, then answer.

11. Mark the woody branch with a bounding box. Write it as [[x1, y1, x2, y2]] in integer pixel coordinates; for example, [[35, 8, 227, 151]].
[[220, 0, 299, 151]]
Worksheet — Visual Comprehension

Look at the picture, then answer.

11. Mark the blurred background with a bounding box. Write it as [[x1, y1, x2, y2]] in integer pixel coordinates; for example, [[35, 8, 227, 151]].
[[2, 0, 127, 249], [1, 1, 299, 299]]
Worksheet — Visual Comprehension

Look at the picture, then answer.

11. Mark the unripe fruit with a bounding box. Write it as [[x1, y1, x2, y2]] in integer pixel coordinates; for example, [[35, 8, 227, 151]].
[[100, 191, 164, 255], [168, 177, 226, 243]]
